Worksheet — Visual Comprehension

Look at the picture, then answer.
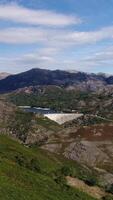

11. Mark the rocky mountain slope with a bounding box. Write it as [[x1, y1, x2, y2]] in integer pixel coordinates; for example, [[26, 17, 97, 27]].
[[41, 121, 113, 175], [1, 98, 113, 199], [1, 99, 113, 186], [2, 100, 113, 199], [1, 68, 113, 93]]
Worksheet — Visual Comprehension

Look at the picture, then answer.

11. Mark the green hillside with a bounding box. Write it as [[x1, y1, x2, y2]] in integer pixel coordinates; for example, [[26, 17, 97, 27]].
[[0, 134, 98, 200]]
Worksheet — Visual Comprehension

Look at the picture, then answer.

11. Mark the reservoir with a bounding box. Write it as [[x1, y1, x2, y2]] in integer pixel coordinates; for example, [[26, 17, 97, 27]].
[[19, 106, 57, 114], [18, 106, 83, 124]]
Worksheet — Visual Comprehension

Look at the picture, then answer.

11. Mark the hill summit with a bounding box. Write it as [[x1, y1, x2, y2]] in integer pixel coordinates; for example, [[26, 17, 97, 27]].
[[0, 68, 113, 93]]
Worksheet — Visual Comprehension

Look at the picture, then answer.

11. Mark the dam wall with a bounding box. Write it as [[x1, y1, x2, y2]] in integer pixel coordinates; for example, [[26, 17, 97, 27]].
[[44, 113, 83, 125]]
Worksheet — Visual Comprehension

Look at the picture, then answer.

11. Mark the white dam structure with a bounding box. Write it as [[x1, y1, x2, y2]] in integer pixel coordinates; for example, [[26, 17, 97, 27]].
[[44, 113, 83, 125]]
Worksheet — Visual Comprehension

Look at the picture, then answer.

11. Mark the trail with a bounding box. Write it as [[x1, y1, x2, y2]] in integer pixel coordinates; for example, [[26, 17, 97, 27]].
[[91, 114, 113, 123], [66, 176, 110, 199]]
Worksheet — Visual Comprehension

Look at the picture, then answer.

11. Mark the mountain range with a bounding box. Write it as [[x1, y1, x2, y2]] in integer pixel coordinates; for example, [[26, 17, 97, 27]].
[[1, 68, 113, 93]]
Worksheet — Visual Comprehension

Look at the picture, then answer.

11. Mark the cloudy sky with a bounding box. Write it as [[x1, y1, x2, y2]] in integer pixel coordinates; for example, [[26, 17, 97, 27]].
[[0, 0, 113, 73]]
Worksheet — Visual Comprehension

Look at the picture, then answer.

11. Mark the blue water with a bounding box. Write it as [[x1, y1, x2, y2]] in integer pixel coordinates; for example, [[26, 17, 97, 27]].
[[23, 107, 56, 114]]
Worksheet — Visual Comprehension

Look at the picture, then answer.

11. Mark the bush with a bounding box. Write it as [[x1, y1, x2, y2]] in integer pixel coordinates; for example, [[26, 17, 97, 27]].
[[106, 184, 113, 194], [84, 176, 98, 186], [61, 166, 72, 176], [102, 195, 113, 200], [15, 154, 41, 172]]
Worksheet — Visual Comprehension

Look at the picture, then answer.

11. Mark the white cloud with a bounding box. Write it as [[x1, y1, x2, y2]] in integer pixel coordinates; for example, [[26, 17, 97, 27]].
[[65, 46, 113, 72], [82, 46, 113, 67], [0, 47, 61, 73], [0, 4, 81, 26], [1, 46, 113, 73], [0, 4, 113, 73], [0, 28, 46, 43], [53, 26, 113, 45], [0, 26, 113, 45]]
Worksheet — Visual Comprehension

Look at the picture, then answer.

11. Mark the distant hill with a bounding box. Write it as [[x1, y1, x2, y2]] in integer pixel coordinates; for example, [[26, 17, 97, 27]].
[[0, 68, 113, 93], [0, 72, 10, 80]]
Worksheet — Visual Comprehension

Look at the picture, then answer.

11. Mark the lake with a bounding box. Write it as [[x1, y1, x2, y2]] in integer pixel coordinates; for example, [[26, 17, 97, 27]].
[[21, 107, 57, 114]]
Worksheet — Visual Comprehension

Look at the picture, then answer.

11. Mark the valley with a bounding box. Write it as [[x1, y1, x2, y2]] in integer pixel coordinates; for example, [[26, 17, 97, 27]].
[[1, 0, 113, 198], [1, 69, 113, 199]]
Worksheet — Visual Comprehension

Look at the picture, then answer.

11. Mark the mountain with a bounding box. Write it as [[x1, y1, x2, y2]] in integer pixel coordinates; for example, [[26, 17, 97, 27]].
[[1, 99, 112, 200], [0, 68, 90, 93], [0, 68, 112, 93], [0, 72, 10, 80]]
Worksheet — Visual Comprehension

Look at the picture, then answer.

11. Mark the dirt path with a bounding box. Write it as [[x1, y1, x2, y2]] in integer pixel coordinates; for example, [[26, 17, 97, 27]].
[[66, 176, 108, 199], [91, 114, 113, 123]]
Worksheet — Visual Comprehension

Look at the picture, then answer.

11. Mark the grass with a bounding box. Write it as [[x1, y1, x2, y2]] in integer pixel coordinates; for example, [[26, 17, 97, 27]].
[[0, 134, 98, 200], [36, 116, 61, 131]]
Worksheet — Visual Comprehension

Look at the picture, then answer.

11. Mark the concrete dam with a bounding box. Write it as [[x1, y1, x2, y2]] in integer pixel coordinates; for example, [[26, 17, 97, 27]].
[[44, 113, 83, 125]]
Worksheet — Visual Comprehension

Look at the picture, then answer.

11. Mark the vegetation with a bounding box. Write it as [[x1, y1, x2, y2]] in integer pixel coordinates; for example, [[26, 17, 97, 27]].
[[7, 88, 94, 112], [8, 110, 34, 142], [106, 184, 113, 195], [7, 88, 113, 119], [0, 134, 98, 200], [35, 116, 61, 131], [1, 69, 113, 199], [102, 195, 113, 200]]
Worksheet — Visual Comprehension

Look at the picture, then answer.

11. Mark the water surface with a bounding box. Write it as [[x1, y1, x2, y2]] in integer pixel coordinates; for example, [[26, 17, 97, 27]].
[[23, 107, 57, 114]]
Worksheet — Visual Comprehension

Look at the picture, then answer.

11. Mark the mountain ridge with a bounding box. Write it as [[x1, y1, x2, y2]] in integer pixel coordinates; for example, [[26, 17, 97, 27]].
[[1, 68, 113, 93]]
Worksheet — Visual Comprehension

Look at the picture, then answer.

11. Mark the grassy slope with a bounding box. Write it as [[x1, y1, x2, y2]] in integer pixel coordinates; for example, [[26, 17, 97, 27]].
[[0, 135, 97, 200]]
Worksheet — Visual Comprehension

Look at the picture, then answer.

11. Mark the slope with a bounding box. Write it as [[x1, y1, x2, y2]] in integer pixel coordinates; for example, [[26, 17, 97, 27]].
[[0, 68, 110, 93], [0, 134, 98, 200]]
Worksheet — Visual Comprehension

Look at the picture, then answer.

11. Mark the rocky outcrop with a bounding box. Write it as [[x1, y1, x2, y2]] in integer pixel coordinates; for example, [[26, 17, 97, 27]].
[[41, 123, 113, 175], [64, 140, 112, 166]]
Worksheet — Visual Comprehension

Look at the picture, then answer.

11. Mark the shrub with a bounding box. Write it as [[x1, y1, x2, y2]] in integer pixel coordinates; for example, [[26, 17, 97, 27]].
[[102, 195, 113, 200], [61, 166, 72, 176], [84, 176, 98, 186], [15, 154, 41, 172], [106, 184, 113, 194]]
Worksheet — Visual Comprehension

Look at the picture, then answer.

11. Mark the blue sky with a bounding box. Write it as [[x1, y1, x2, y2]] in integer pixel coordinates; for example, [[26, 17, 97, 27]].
[[0, 0, 113, 73]]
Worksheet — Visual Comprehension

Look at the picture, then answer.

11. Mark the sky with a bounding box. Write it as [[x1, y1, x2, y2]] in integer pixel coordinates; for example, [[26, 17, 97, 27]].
[[0, 0, 113, 74]]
